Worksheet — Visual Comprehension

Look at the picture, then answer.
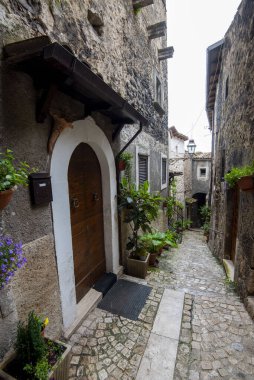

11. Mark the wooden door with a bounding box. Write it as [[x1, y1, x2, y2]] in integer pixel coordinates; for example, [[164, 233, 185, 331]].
[[68, 143, 106, 302], [231, 188, 239, 264]]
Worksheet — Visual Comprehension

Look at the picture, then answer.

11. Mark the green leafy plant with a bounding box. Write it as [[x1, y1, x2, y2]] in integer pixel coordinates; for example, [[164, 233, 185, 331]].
[[118, 178, 162, 259], [16, 311, 49, 379], [3, 312, 65, 380], [0, 149, 33, 191], [140, 231, 177, 253], [200, 205, 211, 236], [133, 6, 142, 15], [224, 161, 254, 188], [182, 219, 192, 230]]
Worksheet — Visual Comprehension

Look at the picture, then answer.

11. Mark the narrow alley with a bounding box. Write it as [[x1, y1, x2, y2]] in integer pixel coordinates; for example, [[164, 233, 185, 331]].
[[68, 230, 254, 380]]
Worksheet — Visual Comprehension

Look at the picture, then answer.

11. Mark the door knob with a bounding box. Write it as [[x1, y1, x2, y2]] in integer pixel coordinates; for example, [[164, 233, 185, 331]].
[[93, 192, 99, 201], [71, 197, 79, 208]]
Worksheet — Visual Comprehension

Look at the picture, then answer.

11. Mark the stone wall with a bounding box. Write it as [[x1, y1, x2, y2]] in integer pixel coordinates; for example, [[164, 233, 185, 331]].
[[0, 0, 169, 356], [209, 0, 254, 316]]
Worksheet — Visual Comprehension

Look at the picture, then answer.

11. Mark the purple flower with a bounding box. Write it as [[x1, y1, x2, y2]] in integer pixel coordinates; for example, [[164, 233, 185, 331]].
[[5, 238, 12, 246], [0, 235, 26, 289]]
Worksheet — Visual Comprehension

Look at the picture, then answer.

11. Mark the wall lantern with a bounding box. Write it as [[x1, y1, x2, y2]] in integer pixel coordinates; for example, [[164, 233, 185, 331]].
[[187, 139, 196, 156]]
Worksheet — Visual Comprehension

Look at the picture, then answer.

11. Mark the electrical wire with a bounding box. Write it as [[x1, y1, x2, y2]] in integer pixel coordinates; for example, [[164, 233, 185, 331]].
[[185, 41, 224, 135]]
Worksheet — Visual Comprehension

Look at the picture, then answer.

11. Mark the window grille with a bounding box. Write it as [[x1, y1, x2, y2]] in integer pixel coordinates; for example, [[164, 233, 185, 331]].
[[138, 155, 148, 185], [162, 158, 167, 184]]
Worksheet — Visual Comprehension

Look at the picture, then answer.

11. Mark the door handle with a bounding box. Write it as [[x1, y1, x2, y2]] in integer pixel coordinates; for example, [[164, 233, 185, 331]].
[[71, 197, 79, 209]]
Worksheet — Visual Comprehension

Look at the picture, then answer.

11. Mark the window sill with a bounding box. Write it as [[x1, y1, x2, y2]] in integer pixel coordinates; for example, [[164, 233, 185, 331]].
[[153, 101, 165, 116]]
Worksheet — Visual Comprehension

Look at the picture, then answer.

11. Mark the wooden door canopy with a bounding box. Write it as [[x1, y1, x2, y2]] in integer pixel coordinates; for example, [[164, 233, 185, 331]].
[[4, 37, 148, 133], [132, 0, 154, 10]]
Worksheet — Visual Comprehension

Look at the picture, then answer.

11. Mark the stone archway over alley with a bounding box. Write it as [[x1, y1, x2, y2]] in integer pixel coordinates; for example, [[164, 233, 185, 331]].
[[67, 230, 254, 380]]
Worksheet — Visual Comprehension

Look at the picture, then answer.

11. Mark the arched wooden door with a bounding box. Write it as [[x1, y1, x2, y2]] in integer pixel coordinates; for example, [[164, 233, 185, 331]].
[[68, 143, 106, 302]]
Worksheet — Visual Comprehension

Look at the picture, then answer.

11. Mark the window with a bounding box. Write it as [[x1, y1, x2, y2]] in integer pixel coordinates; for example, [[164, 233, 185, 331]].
[[200, 168, 207, 177], [225, 77, 229, 100], [161, 153, 167, 190], [162, 158, 167, 184], [156, 77, 162, 106], [138, 155, 148, 185]]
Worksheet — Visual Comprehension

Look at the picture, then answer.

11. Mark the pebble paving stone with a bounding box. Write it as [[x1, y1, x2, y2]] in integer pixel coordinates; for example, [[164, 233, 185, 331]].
[[67, 230, 254, 379]]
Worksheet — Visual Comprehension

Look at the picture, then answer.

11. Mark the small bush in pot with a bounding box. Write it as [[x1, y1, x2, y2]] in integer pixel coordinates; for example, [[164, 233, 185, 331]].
[[0, 311, 71, 380]]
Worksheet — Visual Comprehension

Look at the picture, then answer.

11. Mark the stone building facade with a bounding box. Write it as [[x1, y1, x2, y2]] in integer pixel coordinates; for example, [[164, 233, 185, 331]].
[[184, 152, 211, 227], [0, 0, 171, 356], [168, 126, 188, 206], [206, 0, 254, 317]]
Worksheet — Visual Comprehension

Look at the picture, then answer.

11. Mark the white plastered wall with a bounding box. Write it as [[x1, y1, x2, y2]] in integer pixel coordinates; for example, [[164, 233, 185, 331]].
[[50, 116, 120, 329]]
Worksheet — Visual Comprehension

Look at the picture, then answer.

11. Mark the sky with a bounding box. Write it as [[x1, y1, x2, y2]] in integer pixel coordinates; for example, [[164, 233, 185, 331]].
[[166, 0, 241, 152]]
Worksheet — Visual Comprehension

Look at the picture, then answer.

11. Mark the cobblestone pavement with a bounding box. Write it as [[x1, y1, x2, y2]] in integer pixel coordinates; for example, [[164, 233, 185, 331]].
[[67, 230, 254, 379]]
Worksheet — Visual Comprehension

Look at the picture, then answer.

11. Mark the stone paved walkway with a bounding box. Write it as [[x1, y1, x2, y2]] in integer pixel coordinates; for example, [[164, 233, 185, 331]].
[[67, 230, 254, 380]]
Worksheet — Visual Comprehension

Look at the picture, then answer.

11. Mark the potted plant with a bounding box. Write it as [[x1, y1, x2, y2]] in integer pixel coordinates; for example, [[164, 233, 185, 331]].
[[0, 149, 33, 210], [141, 231, 178, 265], [0, 311, 71, 380], [200, 205, 211, 242], [0, 234, 27, 290], [224, 161, 254, 191], [118, 178, 162, 278]]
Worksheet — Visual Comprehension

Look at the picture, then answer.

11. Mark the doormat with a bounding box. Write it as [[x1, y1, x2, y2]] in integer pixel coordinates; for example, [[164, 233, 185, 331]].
[[97, 279, 152, 320]]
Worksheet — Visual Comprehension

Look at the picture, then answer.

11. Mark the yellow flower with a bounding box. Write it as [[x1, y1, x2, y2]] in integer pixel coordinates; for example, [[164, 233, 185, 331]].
[[43, 317, 49, 328]]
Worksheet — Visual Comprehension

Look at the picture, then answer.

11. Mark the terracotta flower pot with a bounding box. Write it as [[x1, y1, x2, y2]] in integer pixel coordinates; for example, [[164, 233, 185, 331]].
[[237, 176, 254, 191], [149, 252, 158, 266], [0, 188, 14, 210]]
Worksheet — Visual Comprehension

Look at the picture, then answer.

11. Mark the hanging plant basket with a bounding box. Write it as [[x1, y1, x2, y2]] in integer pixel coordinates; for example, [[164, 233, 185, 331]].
[[237, 175, 254, 192], [118, 160, 126, 171], [0, 188, 14, 210]]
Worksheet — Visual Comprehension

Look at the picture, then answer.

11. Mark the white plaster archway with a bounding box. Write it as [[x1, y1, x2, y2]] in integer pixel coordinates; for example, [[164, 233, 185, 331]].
[[50, 117, 120, 329]]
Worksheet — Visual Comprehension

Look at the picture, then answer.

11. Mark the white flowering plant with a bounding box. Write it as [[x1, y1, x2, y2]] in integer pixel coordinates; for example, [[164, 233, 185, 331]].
[[0, 235, 27, 289]]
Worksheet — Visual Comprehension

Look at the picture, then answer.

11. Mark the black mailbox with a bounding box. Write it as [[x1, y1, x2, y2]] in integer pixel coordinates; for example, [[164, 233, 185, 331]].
[[29, 173, 53, 205]]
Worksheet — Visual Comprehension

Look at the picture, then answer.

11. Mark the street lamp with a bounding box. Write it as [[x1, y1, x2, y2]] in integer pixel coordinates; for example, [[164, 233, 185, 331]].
[[187, 139, 196, 156]]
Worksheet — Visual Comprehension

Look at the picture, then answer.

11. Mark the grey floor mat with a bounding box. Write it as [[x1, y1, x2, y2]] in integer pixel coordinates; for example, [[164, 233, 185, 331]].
[[98, 279, 152, 320]]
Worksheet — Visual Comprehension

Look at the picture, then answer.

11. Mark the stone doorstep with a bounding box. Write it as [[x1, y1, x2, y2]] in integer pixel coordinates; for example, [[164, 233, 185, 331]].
[[136, 289, 185, 380], [64, 267, 123, 339], [223, 259, 235, 282], [64, 288, 102, 339], [120, 273, 148, 286]]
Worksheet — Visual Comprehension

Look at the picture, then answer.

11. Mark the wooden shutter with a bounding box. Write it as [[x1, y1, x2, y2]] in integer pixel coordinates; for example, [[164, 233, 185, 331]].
[[139, 155, 148, 185], [162, 158, 166, 184]]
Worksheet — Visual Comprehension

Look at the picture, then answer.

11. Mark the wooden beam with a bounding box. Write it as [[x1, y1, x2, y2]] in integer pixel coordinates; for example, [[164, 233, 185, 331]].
[[158, 46, 174, 60], [4, 36, 51, 58], [132, 0, 154, 9], [147, 21, 166, 40]]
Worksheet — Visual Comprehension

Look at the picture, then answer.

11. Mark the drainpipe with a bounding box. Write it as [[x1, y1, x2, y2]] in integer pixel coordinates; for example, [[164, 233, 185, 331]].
[[115, 122, 143, 267]]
